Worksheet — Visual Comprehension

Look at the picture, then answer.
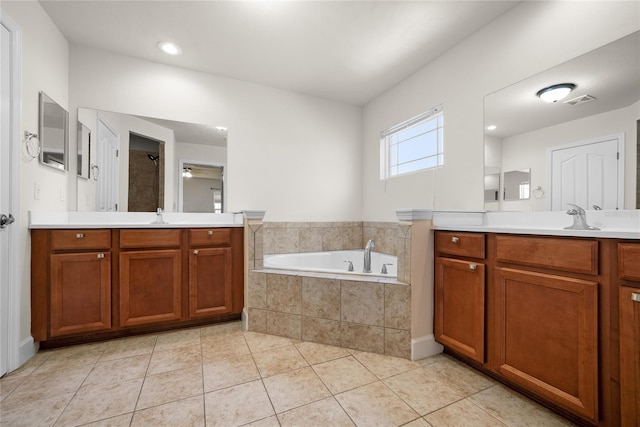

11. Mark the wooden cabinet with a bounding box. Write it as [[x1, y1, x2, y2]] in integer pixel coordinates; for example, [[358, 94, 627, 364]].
[[434, 231, 603, 425], [494, 267, 598, 421], [31, 226, 244, 344], [50, 250, 111, 337], [188, 229, 233, 318], [619, 243, 640, 426], [619, 286, 640, 426], [120, 249, 182, 327], [119, 229, 183, 328], [31, 230, 112, 340], [435, 232, 486, 363], [189, 247, 232, 318]]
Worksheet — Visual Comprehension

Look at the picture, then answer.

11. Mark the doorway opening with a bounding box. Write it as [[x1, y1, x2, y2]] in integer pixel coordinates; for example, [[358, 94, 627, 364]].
[[128, 133, 165, 212], [179, 161, 224, 213]]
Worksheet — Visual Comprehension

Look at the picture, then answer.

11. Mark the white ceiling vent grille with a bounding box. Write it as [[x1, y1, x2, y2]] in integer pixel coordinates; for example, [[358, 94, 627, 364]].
[[563, 94, 596, 106]]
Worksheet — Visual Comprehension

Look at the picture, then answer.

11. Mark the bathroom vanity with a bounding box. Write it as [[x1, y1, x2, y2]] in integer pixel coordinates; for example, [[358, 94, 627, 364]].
[[433, 212, 640, 426], [29, 212, 244, 346]]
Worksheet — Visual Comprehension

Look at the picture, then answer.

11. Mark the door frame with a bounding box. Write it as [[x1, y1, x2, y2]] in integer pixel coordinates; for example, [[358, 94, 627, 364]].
[[178, 159, 225, 213], [546, 133, 624, 211], [1, 9, 23, 374]]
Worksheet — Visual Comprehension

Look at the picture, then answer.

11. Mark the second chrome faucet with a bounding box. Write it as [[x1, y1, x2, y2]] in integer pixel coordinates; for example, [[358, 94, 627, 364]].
[[363, 239, 375, 273]]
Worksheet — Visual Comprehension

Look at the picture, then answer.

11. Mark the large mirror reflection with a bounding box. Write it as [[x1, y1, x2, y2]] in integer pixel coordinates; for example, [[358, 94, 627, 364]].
[[77, 108, 227, 212], [484, 31, 640, 211]]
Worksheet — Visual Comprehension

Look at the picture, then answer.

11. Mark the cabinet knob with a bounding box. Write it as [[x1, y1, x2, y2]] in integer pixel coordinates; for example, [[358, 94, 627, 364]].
[[97, 253, 104, 259], [208, 230, 213, 236], [193, 250, 199, 255], [76, 233, 84, 239], [469, 263, 477, 270], [451, 236, 459, 243], [632, 293, 640, 303]]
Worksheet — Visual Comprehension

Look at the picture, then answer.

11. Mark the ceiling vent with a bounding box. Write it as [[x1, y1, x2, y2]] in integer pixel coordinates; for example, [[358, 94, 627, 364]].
[[563, 94, 596, 106]]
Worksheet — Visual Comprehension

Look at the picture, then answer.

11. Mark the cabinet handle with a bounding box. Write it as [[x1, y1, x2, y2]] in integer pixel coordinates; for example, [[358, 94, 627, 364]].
[[208, 230, 213, 236], [632, 293, 640, 303], [76, 233, 84, 239], [97, 253, 104, 259], [193, 250, 199, 255], [451, 236, 459, 243], [469, 264, 477, 270]]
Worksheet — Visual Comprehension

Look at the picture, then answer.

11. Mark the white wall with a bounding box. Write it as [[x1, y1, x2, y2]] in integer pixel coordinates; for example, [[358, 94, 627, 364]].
[[500, 102, 639, 212], [69, 46, 363, 222], [362, 1, 640, 221], [2, 1, 69, 345]]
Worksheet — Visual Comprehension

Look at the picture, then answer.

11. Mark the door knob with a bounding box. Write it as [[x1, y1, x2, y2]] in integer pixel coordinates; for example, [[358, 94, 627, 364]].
[[0, 214, 15, 229]]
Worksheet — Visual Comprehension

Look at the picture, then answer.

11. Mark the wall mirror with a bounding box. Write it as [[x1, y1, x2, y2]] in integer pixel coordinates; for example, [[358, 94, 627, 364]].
[[77, 121, 91, 179], [39, 91, 69, 171], [484, 31, 640, 211], [484, 168, 500, 203], [77, 108, 227, 212]]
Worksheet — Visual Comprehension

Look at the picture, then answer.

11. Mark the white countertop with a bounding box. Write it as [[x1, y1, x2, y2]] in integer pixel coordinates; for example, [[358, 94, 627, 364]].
[[28, 211, 244, 229], [431, 210, 640, 239]]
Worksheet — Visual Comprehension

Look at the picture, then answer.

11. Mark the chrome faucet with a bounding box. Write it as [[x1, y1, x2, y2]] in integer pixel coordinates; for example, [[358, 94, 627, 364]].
[[564, 203, 599, 230], [363, 239, 375, 273], [152, 208, 168, 224]]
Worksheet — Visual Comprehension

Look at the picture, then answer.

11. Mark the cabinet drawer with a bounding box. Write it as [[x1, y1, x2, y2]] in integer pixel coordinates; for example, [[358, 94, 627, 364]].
[[120, 229, 182, 249], [618, 243, 640, 281], [435, 231, 485, 259], [189, 228, 231, 247], [51, 230, 111, 251], [496, 235, 598, 275]]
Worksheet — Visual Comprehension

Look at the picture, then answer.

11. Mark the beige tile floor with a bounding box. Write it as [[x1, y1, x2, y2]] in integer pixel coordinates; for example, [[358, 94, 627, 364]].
[[0, 321, 575, 427]]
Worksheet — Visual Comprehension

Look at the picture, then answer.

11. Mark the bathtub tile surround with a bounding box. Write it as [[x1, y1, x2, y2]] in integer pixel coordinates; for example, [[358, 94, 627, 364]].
[[244, 209, 441, 360]]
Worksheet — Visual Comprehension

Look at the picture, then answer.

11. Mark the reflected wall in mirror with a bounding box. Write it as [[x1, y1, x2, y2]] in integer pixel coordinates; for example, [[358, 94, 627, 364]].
[[484, 31, 640, 211], [484, 168, 500, 203], [503, 169, 530, 201], [77, 108, 227, 212], [179, 161, 224, 213], [39, 92, 69, 171], [77, 121, 90, 179]]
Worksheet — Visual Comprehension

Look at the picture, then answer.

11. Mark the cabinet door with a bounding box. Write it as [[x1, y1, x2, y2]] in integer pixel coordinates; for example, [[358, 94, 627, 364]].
[[189, 247, 233, 318], [120, 249, 182, 327], [435, 257, 485, 363], [493, 268, 598, 422], [50, 252, 111, 337], [619, 286, 640, 426]]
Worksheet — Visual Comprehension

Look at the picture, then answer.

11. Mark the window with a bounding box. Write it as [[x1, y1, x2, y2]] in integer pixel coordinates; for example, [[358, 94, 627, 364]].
[[380, 105, 443, 179]]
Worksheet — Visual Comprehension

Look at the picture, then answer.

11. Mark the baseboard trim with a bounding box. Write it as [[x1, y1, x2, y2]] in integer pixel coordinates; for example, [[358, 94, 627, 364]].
[[18, 336, 37, 367], [411, 334, 443, 361]]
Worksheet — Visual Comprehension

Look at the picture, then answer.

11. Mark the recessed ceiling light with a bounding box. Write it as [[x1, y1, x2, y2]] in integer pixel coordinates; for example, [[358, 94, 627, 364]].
[[536, 83, 576, 103], [486, 125, 497, 131], [158, 41, 182, 56]]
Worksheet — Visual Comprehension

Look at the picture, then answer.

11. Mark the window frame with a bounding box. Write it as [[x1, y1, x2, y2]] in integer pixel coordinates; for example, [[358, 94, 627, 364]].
[[380, 105, 444, 179]]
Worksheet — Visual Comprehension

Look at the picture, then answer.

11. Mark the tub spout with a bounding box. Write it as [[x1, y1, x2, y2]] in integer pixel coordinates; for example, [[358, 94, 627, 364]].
[[363, 239, 375, 273]]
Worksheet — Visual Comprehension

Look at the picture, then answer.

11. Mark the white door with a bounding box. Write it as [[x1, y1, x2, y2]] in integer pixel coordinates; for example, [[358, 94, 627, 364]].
[[550, 135, 622, 211], [96, 115, 119, 211], [1, 13, 20, 376]]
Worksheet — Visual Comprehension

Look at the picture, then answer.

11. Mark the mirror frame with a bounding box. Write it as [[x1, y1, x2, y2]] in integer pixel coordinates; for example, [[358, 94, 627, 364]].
[[77, 120, 91, 179], [39, 91, 69, 172]]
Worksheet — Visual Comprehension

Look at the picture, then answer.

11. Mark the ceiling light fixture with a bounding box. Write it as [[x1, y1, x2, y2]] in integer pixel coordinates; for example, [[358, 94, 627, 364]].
[[536, 83, 576, 103], [182, 167, 192, 178], [158, 41, 182, 56], [486, 125, 497, 131]]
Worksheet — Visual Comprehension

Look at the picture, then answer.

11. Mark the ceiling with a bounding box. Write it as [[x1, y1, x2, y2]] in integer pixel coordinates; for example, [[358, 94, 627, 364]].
[[484, 31, 640, 140], [39, 0, 519, 106]]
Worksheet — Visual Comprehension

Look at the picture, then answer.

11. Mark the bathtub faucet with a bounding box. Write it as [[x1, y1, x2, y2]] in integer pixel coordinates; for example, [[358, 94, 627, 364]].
[[363, 239, 375, 273]]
